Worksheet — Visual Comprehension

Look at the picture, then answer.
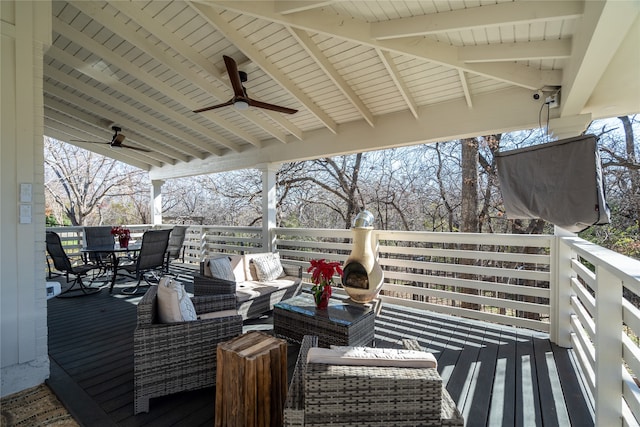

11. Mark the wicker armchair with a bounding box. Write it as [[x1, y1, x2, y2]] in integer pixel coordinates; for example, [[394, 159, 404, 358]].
[[133, 285, 243, 414], [284, 335, 464, 427]]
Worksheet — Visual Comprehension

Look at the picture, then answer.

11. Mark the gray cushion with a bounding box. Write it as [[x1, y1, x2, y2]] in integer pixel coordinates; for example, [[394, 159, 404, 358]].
[[209, 257, 236, 282]]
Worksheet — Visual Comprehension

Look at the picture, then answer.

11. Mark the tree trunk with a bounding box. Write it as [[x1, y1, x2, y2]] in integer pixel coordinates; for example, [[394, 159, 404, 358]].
[[620, 116, 640, 227], [460, 138, 480, 310]]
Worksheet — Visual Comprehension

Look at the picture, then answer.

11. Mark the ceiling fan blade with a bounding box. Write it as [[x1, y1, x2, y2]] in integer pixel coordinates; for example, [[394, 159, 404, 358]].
[[223, 55, 245, 98], [70, 139, 105, 144], [193, 99, 234, 113], [247, 98, 298, 114], [117, 144, 151, 152]]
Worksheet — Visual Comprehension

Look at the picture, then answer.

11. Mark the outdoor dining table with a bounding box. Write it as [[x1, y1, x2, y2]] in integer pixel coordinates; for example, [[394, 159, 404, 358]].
[[81, 243, 141, 294]]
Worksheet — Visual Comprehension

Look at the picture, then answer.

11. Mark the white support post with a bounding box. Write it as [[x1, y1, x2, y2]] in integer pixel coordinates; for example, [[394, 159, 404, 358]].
[[199, 226, 207, 261], [594, 265, 623, 426], [258, 163, 278, 252], [551, 227, 575, 347], [151, 180, 164, 226]]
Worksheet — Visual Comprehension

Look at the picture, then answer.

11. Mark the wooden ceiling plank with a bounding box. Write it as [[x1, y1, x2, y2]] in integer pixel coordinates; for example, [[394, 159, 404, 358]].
[[44, 68, 224, 157], [210, 0, 560, 91], [44, 120, 154, 171], [290, 26, 375, 127], [45, 107, 171, 167], [44, 54, 221, 158], [52, 16, 245, 151], [370, 1, 584, 40], [238, 110, 288, 143], [192, 1, 338, 134], [376, 48, 418, 119], [258, 110, 304, 141], [111, 1, 224, 81], [44, 96, 185, 164], [102, 1, 269, 147]]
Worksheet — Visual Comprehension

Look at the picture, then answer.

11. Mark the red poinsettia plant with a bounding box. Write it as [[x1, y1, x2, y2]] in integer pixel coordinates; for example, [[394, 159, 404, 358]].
[[110, 226, 130, 239], [307, 259, 343, 309]]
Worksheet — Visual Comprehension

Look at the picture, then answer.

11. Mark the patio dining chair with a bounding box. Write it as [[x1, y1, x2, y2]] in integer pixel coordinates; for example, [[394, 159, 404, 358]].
[[45, 231, 101, 297], [83, 226, 114, 276], [117, 228, 171, 295], [164, 225, 187, 272]]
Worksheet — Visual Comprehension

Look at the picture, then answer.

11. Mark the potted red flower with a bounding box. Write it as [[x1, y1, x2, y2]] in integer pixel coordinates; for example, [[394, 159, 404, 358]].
[[307, 259, 343, 309], [111, 226, 131, 248]]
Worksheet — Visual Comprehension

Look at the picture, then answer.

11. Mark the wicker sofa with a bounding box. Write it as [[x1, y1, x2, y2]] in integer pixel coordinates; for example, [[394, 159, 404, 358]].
[[133, 285, 243, 414], [193, 252, 303, 320], [284, 335, 464, 427]]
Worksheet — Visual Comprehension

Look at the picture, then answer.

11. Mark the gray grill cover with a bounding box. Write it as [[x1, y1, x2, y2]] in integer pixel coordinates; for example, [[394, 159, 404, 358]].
[[495, 134, 610, 233]]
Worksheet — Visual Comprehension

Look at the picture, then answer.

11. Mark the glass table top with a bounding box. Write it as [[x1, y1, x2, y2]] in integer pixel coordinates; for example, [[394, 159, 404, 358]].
[[274, 293, 373, 326]]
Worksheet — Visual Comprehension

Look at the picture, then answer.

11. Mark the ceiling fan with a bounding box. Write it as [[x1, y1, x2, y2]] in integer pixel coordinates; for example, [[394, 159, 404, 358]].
[[193, 55, 298, 115], [71, 126, 150, 152]]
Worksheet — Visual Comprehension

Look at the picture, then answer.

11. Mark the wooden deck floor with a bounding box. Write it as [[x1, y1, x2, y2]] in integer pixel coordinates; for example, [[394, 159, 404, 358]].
[[46, 263, 593, 426]]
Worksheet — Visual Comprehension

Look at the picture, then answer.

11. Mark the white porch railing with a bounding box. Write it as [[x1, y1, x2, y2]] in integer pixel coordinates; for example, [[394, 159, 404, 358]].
[[46, 224, 640, 425]]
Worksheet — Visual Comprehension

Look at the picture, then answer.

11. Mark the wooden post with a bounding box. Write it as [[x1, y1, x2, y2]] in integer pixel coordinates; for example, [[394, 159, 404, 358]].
[[551, 231, 574, 347], [594, 266, 622, 426], [216, 331, 287, 427]]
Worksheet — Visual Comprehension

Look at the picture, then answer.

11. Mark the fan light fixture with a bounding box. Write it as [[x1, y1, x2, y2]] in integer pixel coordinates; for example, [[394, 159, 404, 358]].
[[193, 55, 297, 114], [234, 100, 249, 110]]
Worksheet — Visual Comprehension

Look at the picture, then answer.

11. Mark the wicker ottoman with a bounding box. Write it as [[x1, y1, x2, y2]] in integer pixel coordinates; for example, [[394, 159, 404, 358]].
[[284, 335, 464, 427]]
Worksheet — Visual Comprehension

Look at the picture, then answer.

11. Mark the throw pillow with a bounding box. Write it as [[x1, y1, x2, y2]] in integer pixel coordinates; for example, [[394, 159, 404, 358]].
[[243, 252, 272, 280], [251, 253, 284, 282], [157, 277, 197, 323], [209, 256, 236, 282]]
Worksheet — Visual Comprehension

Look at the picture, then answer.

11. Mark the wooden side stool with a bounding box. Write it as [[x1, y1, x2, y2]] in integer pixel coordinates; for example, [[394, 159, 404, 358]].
[[215, 331, 288, 427]]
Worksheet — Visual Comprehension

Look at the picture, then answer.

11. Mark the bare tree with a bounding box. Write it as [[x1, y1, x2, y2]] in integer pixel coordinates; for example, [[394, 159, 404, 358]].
[[278, 154, 365, 229], [44, 138, 147, 226]]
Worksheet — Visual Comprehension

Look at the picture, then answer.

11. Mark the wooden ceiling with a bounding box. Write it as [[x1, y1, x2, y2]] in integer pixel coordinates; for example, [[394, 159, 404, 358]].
[[43, 1, 640, 180]]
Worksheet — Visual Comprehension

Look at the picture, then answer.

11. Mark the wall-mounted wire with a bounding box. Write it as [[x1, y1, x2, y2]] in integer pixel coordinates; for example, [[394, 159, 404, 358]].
[[538, 100, 551, 142]]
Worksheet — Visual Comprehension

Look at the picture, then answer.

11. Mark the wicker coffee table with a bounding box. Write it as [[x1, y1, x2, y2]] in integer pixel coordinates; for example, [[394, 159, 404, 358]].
[[273, 293, 376, 347]]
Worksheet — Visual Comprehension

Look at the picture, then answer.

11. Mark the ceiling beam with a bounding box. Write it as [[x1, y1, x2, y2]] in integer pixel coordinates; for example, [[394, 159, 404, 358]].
[[370, 1, 584, 40], [51, 17, 246, 152], [289, 27, 375, 127], [44, 67, 225, 157], [275, 1, 336, 15], [149, 86, 559, 180], [44, 84, 203, 162], [458, 70, 473, 108], [459, 39, 572, 63], [103, 1, 274, 147], [44, 96, 185, 164], [45, 110, 167, 167], [44, 120, 154, 171], [208, 1, 562, 90], [376, 48, 418, 119], [560, 0, 639, 116], [45, 46, 221, 158], [191, 1, 339, 134]]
